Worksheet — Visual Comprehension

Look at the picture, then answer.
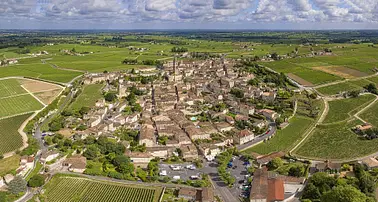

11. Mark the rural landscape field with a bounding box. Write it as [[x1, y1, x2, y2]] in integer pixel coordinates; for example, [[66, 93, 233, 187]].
[[3, 30, 378, 202]]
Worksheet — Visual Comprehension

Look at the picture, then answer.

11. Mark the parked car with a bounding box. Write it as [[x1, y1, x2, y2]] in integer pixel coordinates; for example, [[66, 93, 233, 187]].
[[170, 165, 182, 171], [190, 175, 200, 180], [186, 165, 196, 170], [173, 176, 181, 180], [159, 170, 167, 176]]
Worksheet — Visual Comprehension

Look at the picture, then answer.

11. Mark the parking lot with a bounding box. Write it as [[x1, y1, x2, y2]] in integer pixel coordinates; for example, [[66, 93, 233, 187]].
[[158, 163, 203, 181]]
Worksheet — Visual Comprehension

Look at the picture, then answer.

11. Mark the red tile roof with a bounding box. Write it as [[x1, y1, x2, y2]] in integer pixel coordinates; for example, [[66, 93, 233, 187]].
[[267, 179, 285, 202]]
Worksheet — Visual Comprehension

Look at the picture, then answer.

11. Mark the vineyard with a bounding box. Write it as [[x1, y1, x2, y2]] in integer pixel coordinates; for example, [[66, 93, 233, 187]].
[[43, 176, 163, 202], [0, 113, 32, 155], [0, 79, 27, 98], [0, 94, 44, 118]]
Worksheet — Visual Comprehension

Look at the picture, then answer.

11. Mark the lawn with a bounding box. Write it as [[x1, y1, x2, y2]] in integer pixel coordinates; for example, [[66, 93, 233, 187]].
[[0, 94, 43, 118], [42, 175, 163, 202], [242, 116, 314, 155], [0, 79, 27, 98], [0, 113, 33, 155], [360, 101, 378, 127], [0, 155, 20, 176], [294, 119, 378, 160], [69, 84, 104, 111], [323, 94, 376, 124]]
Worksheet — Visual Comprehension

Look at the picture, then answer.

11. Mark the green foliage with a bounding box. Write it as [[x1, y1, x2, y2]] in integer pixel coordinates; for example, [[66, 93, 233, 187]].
[[8, 176, 27, 195], [321, 185, 367, 202], [28, 174, 45, 187], [267, 157, 283, 170], [104, 92, 117, 102]]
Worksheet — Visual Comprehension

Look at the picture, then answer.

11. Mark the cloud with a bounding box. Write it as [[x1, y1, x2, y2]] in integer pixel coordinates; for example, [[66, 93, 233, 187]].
[[2, 0, 378, 28]]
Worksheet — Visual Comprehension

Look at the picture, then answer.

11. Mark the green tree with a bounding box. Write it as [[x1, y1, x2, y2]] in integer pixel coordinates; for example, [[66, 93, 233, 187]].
[[104, 92, 117, 102], [113, 155, 134, 174], [28, 174, 45, 187], [8, 176, 27, 195], [267, 157, 283, 170], [302, 183, 321, 201], [321, 185, 367, 202], [83, 145, 99, 160]]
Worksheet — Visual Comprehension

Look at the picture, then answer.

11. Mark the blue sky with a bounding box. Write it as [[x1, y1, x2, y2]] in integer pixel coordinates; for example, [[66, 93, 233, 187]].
[[1, 0, 378, 29]]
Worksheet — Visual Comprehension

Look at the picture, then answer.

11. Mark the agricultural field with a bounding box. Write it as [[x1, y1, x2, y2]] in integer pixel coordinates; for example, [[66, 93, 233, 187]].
[[0, 94, 43, 118], [0, 79, 27, 98], [294, 119, 378, 160], [360, 101, 378, 127], [323, 94, 376, 124], [0, 62, 82, 83], [243, 116, 314, 155], [42, 175, 163, 202], [0, 113, 32, 155], [0, 155, 20, 176], [69, 83, 104, 110], [316, 78, 375, 95]]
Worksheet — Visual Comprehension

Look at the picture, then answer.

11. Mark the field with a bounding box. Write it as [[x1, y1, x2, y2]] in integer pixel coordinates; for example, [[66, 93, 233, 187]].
[[0, 155, 20, 176], [312, 66, 368, 79], [294, 119, 378, 160], [323, 94, 376, 124], [0, 113, 32, 155], [69, 84, 104, 110], [0, 62, 82, 83], [0, 94, 43, 118], [360, 101, 378, 127], [42, 175, 163, 202], [243, 116, 314, 155], [316, 78, 375, 95]]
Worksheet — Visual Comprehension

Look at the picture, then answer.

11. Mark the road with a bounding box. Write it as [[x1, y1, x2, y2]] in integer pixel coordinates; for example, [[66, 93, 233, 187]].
[[238, 121, 277, 151]]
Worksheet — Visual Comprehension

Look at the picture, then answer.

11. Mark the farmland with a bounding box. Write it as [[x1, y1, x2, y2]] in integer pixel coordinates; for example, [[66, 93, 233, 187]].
[[0, 155, 20, 176], [360, 101, 378, 127], [316, 78, 375, 95], [69, 83, 104, 110], [243, 116, 314, 155], [42, 175, 163, 202], [0, 94, 43, 118], [0, 113, 32, 155], [322, 94, 376, 124], [294, 119, 378, 160]]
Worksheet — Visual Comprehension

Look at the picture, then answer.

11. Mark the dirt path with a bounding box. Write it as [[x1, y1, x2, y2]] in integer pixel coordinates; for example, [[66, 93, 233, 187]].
[[354, 94, 378, 123], [314, 72, 378, 89]]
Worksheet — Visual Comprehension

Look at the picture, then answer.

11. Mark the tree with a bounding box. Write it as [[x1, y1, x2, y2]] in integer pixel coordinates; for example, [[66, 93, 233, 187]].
[[83, 145, 99, 160], [28, 174, 45, 187], [104, 92, 117, 102], [113, 155, 134, 174], [288, 165, 305, 177], [321, 185, 367, 202], [365, 83, 378, 95], [302, 183, 321, 201], [8, 176, 27, 195], [247, 166, 255, 174], [267, 157, 283, 170], [79, 106, 90, 116]]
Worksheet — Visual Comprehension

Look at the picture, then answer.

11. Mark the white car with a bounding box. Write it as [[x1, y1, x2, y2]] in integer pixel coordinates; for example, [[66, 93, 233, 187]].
[[173, 176, 181, 180], [159, 170, 167, 176], [170, 165, 182, 171], [186, 165, 196, 170], [190, 175, 200, 180]]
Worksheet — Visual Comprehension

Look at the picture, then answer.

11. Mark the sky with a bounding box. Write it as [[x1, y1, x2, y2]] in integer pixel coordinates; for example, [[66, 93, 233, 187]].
[[1, 0, 378, 30]]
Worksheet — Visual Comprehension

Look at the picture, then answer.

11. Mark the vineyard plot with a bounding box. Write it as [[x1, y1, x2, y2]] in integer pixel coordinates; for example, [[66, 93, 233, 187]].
[[43, 176, 163, 202]]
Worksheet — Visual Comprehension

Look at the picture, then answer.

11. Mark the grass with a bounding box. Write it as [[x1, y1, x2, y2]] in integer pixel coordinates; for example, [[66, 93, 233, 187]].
[[317, 79, 374, 95], [0, 155, 20, 176], [294, 119, 378, 160], [69, 84, 104, 110], [323, 94, 376, 124], [360, 101, 378, 127], [25, 162, 42, 181], [42, 174, 163, 202], [242, 116, 314, 155], [0, 63, 82, 83], [0, 79, 26, 98], [0, 113, 33, 155], [0, 94, 43, 118]]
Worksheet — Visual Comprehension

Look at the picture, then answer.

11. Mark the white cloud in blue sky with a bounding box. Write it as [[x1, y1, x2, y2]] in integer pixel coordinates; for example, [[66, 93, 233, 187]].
[[1, 0, 378, 29]]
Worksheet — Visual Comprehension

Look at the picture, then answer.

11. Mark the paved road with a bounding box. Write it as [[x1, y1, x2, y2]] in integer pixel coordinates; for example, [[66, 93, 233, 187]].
[[238, 121, 277, 151]]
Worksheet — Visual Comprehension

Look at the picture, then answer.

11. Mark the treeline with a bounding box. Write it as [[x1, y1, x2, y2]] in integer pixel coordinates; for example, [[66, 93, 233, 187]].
[[122, 58, 163, 66], [171, 47, 188, 53]]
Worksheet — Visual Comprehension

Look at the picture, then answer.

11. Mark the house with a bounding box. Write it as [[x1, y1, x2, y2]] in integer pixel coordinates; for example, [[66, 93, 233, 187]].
[[41, 151, 59, 163], [180, 144, 199, 161], [236, 129, 254, 145], [361, 157, 378, 170], [0, 178, 4, 188], [253, 119, 267, 129], [200, 187, 215, 202], [256, 152, 286, 167], [250, 168, 285, 202], [262, 92, 276, 102], [260, 109, 280, 120], [355, 124, 373, 132], [127, 152, 154, 167], [215, 122, 234, 132], [20, 156, 34, 168], [185, 126, 210, 140], [235, 114, 249, 122], [3, 174, 14, 184], [178, 187, 198, 201], [239, 104, 255, 116], [139, 124, 156, 147], [315, 161, 341, 173], [63, 155, 87, 173]]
